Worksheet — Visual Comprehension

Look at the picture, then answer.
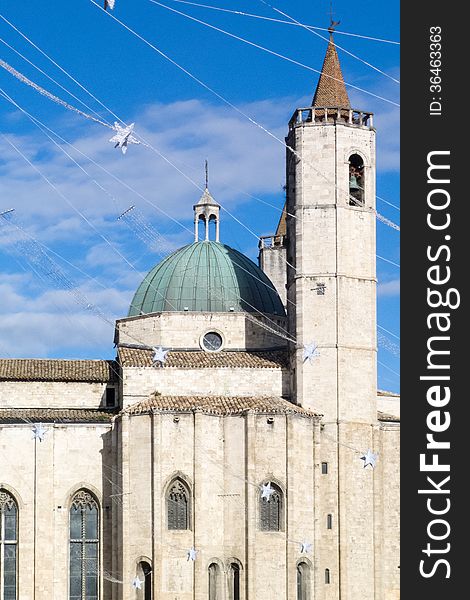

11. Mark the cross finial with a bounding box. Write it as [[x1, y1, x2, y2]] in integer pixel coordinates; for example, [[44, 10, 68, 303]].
[[328, 0, 340, 33], [205, 159, 209, 189]]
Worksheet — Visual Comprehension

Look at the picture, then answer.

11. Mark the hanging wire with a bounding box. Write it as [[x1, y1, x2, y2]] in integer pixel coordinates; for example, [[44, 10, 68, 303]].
[[1, 117, 297, 346], [1, 13, 400, 232], [0, 96, 398, 352], [378, 360, 400, 378], [377, 254, 400, 268], [377, 324, 399, 341], [0, 123, 191, 329], [376, 212, 400, 231], [162, 0, 400, 45], [257, 0, 399, 83], [147, 0, 399, 107], [0, 37, 114, 127], [0, 223, 100, 355], [0, 13, 399, 357], [0, 123, 296, 346], [90, 0, 401, 230], [0, 13, 124, 125], [377, 330, 400, 357], [0, 59, 112, 129]]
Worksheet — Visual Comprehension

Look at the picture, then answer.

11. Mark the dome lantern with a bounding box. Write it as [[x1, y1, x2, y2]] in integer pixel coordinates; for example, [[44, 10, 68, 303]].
[[193, 161, 220, 242]]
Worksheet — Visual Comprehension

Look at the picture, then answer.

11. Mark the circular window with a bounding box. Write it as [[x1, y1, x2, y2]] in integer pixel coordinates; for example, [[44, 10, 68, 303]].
[[202, 331, 223, 352]]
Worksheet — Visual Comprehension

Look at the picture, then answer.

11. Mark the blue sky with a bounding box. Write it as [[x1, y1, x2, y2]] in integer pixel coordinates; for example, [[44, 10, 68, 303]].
[[0, 0, 399, 391]]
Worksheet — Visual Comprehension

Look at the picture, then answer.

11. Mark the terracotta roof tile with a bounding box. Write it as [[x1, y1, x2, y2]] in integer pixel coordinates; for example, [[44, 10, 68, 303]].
[[275, 204, 287, 237], [377, 389, 400, 397], [312, 35, 350, 108], [118, 347, 288, 369], [123, 394, 320, 418], [0, 359, 119, 383], [0, 408, 115, 423], [378, 411, 400, 422]]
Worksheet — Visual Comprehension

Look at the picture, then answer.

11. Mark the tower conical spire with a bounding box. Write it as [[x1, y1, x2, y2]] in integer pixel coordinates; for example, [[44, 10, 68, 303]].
[[312, 33, 350, 108]]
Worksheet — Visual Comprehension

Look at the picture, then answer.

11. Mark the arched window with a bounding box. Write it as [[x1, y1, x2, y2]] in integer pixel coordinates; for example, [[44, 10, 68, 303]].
[[297, 561, 311, 600], [260, 483, 282, 531], [167, 479, 190, 530], [349, 154, 364, 206], [208, 562, 221, 600], [0, 490, 17, 600], [228, 563, 240, 600], [136, 561, 152, 600], [325, 568, 331, 584], [69, 490, 99, 600]]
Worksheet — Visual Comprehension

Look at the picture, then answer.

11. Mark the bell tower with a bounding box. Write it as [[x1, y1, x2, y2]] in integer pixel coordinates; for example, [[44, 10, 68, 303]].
[[286, 32, 377, 424], [286, 33, 378, 600]]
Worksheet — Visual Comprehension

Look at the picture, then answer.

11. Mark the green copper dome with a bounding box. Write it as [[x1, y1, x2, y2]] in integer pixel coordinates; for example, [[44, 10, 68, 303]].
[[128, 241, 285, 317]]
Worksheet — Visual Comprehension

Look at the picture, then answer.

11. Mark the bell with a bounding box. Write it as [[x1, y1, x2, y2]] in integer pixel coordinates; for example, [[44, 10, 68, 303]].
[[349, 175, 361, 191]]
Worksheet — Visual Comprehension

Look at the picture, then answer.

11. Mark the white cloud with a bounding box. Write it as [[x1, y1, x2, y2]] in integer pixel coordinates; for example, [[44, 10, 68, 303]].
[[378, 278, 400, 297], [0, 311, 112, 358], [0, 276, 131, 358], [0, 97, 287, 233], [0, 92, 399, 357]]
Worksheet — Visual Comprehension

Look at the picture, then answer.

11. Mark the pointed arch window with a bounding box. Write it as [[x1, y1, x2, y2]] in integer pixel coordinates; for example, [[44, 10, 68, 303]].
[[260, 483, 283, 531], [69, 490, 99, 600], [167, 479, 190, 530], [296, 561, 311, 600], [0, 490, 17, 600], [349, 154, 364, 206]]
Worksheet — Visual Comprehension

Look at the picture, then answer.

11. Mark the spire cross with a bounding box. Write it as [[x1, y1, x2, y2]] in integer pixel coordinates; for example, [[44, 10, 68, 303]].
[[327, 0, 340, 33], [205, 159, 209, 189]]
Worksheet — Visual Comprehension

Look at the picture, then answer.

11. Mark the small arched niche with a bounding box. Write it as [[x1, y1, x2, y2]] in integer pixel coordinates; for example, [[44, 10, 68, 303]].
[[297, 560, 311, 600], [208, 561, 222, 600], [135, 561, 152, 600], [228, 561, 241, 600]]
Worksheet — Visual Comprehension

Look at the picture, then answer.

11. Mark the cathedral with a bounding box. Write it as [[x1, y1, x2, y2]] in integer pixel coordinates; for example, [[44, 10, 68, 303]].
[[0, 35, 400, 600]]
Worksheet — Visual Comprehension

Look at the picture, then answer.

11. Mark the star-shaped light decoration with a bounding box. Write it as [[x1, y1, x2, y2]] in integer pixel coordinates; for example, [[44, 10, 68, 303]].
[[109, 122, 139, 155], [260, 482, 275, 502], [152, 346, 169, 366], [302, 342, 320, 363], [187, 547, 198, 561], [132, 576, 143, 590], [360, 449, 378, 469], [32, 423, 47, 442], [300, 541, 313, 554], [104, 0, 115, 12]]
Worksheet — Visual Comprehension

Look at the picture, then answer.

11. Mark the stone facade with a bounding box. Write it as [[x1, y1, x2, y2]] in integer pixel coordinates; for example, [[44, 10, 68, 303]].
[[116, 311, 287, 352], [0, 37, 399, 600]]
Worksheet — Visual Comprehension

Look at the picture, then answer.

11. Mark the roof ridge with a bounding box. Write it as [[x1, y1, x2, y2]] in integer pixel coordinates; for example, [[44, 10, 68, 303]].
[[117, 347, 288, 369], [0, 358, 118, 383], [120, 394, 321, 419]]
